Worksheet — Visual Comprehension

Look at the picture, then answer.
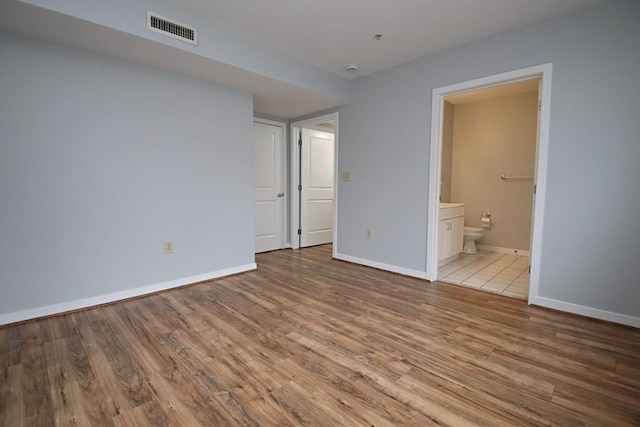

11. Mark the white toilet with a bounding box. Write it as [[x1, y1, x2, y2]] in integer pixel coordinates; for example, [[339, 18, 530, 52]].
[[463, 227, 484, 254]]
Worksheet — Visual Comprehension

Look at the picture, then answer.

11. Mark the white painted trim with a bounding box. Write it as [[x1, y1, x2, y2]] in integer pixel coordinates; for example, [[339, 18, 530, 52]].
[[254, 117, 286, 127], [0, 263, 257, 326], [290, 112, 339, 254], [332, 114, 340, 259], [254, 118, 288, 249], [334, 252, 429, 281], [290, 124, 299, 250], [527, 67, 553, 305], [426, 87, 444, 280], [529, 296, 640, 328], [476, 245, 530, 256], [426, 63, 553, 310]]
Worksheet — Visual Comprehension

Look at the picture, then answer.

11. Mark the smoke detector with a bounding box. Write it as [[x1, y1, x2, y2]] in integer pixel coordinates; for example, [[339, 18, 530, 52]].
[[345, 64, 358, 73]]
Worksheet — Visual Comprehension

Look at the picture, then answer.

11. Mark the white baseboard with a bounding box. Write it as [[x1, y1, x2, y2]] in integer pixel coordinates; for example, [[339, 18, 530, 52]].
[[0, 263, 257, 326], [529, 295, 640, 328], [477, 245, 530, 256], [333, 252, 429, 280]]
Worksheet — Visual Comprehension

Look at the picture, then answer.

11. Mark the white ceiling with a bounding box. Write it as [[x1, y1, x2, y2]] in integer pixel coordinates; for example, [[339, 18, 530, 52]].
[[163, 0, 604, 79], [1, 0, 605, 118]]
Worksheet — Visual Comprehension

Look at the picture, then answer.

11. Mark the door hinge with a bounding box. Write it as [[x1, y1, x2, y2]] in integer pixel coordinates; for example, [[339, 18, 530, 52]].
[[538, 100, 542, 111], [297, 229, 302, 235], [298, 133, 302, 146], [298, 184, 302, 191], [534, 184, 537, 194], [528, 265, 531, 274]]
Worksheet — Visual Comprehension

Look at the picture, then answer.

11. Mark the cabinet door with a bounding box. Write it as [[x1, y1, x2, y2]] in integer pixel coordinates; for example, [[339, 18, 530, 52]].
[[449, 216, 464, 256], [437, 220, 447, 262]]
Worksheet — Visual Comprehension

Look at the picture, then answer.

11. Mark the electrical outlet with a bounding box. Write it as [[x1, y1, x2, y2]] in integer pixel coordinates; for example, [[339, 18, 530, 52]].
[[365, 229, 372, 239], [164, 240, 174, 254]]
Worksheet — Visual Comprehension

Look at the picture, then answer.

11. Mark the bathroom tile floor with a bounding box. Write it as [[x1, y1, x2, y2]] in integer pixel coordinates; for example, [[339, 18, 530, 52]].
[[438, 251, 529, 299]]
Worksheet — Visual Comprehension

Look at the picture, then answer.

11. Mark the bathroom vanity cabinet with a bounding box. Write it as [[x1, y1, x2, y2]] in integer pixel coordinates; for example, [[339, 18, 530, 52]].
[[438, 203, 464, 266]]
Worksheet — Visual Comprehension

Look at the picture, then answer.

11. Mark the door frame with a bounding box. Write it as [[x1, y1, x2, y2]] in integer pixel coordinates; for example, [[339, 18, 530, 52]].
[[426, 63, 553, 303], [290, 112, 339, 254], [253, 117, 288, 250]]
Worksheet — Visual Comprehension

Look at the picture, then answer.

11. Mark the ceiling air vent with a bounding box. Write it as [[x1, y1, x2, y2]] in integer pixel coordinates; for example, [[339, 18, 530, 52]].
[[147, 11, 197, 45]]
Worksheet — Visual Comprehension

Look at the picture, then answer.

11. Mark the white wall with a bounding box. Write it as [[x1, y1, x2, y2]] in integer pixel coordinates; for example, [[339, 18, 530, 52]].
[[0, 34, 255, 322], [336, 0, 640, 324]]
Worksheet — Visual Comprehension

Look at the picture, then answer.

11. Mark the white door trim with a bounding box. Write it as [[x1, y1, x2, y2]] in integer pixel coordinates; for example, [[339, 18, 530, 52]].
[[290, 112, 339, 256], [254, 117, 288, 249], [426, 63, 553, 305]]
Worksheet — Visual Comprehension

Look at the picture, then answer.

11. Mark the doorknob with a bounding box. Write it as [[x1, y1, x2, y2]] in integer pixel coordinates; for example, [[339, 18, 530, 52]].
[[277, 193, 285, 198]]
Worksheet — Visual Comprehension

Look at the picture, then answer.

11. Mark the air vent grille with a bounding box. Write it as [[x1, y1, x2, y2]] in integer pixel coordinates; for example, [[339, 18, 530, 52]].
[[147, 11, 197, 45]]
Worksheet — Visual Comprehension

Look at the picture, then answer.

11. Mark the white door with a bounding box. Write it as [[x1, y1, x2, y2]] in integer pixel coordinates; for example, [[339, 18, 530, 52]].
[[300, 128, 334, 247], [254, 122, 285, 253]]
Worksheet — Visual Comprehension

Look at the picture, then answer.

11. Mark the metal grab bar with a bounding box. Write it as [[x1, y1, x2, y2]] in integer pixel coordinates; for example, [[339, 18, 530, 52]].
[[501, 174, 533, 181]]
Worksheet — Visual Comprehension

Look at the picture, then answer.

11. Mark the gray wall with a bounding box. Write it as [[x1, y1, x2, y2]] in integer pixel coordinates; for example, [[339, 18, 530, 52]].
[[336, 0, 640, 319], [0, 34, 255, 317]]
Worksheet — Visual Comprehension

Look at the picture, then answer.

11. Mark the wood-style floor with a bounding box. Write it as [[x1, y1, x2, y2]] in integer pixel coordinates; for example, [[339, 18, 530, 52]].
[[1, 244, 639, 426]]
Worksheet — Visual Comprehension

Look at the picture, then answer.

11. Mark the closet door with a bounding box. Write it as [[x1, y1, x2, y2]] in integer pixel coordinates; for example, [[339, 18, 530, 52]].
[[254, 122, 285, 253]]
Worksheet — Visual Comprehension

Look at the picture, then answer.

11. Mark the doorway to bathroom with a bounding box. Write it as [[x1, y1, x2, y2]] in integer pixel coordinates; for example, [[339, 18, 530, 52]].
[[426, 64, 553, 303], [438, 79, 538, 298]]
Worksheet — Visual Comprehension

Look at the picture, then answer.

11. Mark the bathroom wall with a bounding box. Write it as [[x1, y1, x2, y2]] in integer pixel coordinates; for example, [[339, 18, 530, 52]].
[[450, 90, 538, 251], [440, 101, 455, 203]]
